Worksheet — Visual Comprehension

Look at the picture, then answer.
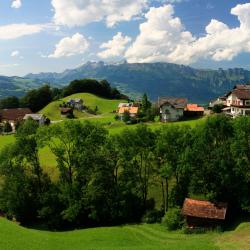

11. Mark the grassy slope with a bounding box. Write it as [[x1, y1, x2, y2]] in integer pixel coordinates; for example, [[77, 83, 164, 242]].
[[40, 93, 125, 121], [0, 218, 249, 250]]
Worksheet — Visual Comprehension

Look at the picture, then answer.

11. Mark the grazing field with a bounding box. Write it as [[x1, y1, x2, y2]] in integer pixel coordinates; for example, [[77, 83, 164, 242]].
[[40, 93, 126, 121], [0, 218, 249, 250]]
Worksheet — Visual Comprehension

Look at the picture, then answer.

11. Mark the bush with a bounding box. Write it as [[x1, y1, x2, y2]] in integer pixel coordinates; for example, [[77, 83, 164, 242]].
[[162, 208, 184, 231], [212, 104, 224, 113], [142, 209, 163, 224], [3, 122, 13, 133]]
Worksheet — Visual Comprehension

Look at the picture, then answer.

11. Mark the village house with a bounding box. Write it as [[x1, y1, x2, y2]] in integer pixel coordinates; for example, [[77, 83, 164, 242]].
[[222, 85, 250, 117], [23, 114, 46, 125], [66, 98, 84, 111], [118, 106, 139, 120], [184, 104, 205, 117], [209, 96, 227, 109], [182, 198, 227, 229], [0, 108, 32, 131], [158, 97, 188, 122]]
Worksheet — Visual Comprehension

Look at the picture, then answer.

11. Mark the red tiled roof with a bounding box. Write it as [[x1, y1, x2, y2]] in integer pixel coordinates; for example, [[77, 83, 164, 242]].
[[118, 107, 139, 114], [185, 104, 205, 112], [182, 198, 227, 220], [0, 108, 32, 122]]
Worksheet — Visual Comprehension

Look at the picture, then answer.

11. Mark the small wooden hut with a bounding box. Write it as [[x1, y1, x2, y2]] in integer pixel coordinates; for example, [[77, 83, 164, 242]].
[[182, 198, 227, 228]]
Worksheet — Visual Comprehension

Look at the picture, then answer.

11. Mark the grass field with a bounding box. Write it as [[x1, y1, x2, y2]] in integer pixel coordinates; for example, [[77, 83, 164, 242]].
[[0, 217, 249, 250], [40, 93, 126, 121]]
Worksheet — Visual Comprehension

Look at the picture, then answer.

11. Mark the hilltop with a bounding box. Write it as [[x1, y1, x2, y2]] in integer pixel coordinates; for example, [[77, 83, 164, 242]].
[[40, 93, 125, 121]]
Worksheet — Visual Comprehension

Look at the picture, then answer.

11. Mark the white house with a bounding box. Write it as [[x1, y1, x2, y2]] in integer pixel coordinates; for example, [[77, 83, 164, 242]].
[[158, 97, 188, 122], [223, 85, 250, 117], [23, 114, 46, 125]]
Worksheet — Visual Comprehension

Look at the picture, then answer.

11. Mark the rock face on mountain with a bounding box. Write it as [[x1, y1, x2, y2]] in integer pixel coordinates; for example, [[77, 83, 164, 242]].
[[2, 62, 250, 102]]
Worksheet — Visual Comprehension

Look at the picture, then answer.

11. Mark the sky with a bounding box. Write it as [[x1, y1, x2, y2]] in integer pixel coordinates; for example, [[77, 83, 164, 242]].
[[1, 0, 250, 76]]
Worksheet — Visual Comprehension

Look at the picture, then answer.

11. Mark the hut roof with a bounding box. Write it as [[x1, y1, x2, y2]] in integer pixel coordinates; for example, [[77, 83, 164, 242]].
[[182, 198, 227, 220]]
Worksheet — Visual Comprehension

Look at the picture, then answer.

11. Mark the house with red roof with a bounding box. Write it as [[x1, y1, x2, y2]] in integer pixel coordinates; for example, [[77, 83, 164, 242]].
[[184, 104, 205, 117]]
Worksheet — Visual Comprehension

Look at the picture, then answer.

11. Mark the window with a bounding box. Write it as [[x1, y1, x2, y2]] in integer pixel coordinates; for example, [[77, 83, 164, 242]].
[[245, 100, 250, 106]]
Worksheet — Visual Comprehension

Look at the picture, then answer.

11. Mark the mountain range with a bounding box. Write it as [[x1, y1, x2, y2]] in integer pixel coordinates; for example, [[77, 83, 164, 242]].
[[2, 61, 250, 103]]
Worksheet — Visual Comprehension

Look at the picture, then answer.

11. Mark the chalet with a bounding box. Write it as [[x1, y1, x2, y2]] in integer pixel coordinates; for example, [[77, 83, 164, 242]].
[[184, 104, 204, 117], [158, 97, 188, 122], [118, 107, 139, 120], [0, 108, 32, 130], [209, 96, 227, 109], [23, 114, 46, 125], [182, 198, 227, 228], [223, 85, 250, 117], [66, 98, 84, 111]]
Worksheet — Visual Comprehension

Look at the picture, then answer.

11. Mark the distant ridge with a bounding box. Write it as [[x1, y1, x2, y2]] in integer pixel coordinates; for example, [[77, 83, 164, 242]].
[[2, 62, 250, 102]]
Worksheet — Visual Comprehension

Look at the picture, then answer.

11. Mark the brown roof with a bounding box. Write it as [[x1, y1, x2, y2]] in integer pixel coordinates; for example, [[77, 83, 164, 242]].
[[0, 108, 32, 122], [60, 108, 73, 113], [158, 97, 188, 109], [182, 198, 227, 220], [226, 85, 250, 99]]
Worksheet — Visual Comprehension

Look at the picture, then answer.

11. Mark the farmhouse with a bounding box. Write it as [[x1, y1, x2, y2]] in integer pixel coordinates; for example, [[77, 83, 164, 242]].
[[222, 85, 250, 117], [23, 114, 46, 125], [182, 198, 227, 228], [66, 98, 84, 111], [158, 97, 188, 122], [118, 107, 139, 120], [184, 104, 204, 117], [0, 108, 32, 130]]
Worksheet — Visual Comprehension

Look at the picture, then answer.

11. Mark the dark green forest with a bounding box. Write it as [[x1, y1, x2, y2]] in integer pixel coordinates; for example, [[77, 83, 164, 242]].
[[0, 115, 249, 229], [0, 79, 125, 112]]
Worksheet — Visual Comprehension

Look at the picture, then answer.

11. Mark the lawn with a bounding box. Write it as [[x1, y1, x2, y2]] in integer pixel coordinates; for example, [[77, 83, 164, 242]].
[[0, 217, 249, 250]]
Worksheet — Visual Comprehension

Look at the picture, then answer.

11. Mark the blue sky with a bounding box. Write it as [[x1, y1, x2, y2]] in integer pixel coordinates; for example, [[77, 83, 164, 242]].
[[1, 0, 250, 76]]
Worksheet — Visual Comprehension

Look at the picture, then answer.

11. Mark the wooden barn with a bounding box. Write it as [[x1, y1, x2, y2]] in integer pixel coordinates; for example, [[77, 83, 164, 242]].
[[182, 198, 227, 228]]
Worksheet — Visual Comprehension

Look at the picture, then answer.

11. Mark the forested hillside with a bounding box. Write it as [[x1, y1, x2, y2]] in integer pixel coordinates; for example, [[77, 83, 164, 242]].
[[27, 62, 250, 102]]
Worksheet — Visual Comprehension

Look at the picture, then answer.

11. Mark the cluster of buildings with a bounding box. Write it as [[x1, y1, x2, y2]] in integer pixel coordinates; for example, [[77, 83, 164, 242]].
[[117, 98, 205, 122], [60, 98, 84, 117], [0, 108, 46, 131], [210, 84, 250, 118]]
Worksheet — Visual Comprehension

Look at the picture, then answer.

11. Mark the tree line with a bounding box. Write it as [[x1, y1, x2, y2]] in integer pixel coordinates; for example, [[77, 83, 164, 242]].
[[0, 79, 126, 112], [0, 115, 249, 229]]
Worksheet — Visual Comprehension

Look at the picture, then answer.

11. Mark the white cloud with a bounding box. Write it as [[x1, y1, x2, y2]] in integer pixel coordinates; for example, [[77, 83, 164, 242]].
[[48, 33, 89, 58], [51, 0, 147, 27], [11, 0, 22, 9], [0, 23, 47, 40], [125, 3, 250, 64], [11, 50, 20, 57], [98, 32, 131, 59]]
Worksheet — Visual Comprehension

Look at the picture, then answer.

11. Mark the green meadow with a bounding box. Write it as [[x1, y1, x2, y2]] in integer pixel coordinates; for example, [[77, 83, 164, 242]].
[[0, 217, 249, 250]]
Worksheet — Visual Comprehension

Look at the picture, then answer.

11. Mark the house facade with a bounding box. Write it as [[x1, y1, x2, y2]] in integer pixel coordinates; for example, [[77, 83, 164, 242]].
[[0, 108, 32, 130], [158, 97, 188, 122], [223, 85, 250, 117], [23, 114, 46, 125]]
